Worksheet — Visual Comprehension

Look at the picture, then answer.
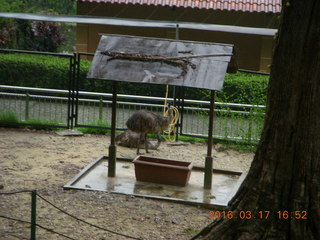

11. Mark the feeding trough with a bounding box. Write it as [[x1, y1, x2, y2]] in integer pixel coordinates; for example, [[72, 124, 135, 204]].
[[133, 156, 193, 187]]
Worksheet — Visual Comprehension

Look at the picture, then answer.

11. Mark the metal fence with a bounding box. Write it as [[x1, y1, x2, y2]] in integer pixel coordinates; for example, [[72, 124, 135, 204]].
[[0, 84, 265, 143], [0, 49, 266, 144]]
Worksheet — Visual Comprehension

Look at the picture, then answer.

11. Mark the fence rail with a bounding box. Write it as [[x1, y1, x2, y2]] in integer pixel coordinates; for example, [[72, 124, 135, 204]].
[[0, 84, 265, 143]]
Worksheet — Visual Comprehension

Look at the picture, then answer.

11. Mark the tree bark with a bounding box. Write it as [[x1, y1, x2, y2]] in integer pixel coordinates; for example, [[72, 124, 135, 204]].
[[195, 1, 320, 239]]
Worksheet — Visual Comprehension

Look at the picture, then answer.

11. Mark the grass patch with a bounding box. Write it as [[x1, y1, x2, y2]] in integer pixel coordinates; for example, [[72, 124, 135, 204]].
[[177, 135, 207, 143], [23, 119, 61, 130], [0, 111, 63, 130], [0, 110, 19, 123], [215, 140, 257, 152], [75, 120, 112, 134]]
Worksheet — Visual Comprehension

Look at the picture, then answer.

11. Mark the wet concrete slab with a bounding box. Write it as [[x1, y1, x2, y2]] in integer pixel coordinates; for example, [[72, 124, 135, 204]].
[[64, 155, 245, 208], [56, 129, 84, 136]]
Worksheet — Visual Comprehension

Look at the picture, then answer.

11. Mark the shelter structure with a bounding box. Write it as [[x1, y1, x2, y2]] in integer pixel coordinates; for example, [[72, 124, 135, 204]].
[[87, 34, 235, 189]]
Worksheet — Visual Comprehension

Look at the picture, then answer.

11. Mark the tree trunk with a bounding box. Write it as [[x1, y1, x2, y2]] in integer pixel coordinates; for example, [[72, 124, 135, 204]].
[[195, 1, 320, 239]]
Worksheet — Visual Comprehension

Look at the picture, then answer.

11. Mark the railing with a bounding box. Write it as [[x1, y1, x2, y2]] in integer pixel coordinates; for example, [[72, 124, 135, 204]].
[[0, 190, 142, 240], [0, 85, 265, 143]]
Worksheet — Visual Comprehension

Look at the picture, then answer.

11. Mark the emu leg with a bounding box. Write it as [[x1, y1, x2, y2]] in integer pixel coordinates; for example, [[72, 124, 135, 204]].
[[145, 133, 149, 153], [157, 132, 165, 142], [136, 133, 142, 155], [157, 132, 161, 142]]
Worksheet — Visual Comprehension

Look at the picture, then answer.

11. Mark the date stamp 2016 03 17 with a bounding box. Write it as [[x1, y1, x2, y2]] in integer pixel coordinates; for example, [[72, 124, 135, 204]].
[[208, 210, 308, 220]]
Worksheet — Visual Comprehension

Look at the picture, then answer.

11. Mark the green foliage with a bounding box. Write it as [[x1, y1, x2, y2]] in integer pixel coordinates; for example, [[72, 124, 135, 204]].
[[25, 0, 76, 15], [178, 135, 207, 143], [24, 118, 60, 130], [0, 53, 267, 146], [0, 110, 60, 130], [0, 0, 25, 12], [195, 72, 268, 144], [216, 140, 257, 152], [200, 72, 269, 105], [0, 53, 169, 97], [0, 0, 75, 51], [0, 0, 75, 15], [0, 110, 19, 123], [0, 53, 269, 103], [0, 53, 75, 89], [76, 120, 111, 134], [219, 72, 269, 105]]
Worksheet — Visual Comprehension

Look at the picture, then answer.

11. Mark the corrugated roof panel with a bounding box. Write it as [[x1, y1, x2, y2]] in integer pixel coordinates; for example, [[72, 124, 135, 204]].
[[77, 0, 282, 13], [87, 34, 234, 91]]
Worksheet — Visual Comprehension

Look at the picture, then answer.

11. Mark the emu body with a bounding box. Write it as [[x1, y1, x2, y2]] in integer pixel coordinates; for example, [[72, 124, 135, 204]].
[[126, 107, 174, 154], [115, 129, 160, 150]]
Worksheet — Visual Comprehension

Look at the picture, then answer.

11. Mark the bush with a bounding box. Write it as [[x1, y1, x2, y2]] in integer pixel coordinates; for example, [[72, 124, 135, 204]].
[[0, 53, 72, 89], [0, 53, 269, 105], [218, 72, 269, 105], [0, 52, 168, 96]]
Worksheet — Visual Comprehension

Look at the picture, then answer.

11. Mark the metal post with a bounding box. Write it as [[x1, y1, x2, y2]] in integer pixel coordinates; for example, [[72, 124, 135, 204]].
[[204, 91, 215, 189], [70, 54, 76, 129], [174, 24, 180, 141], [30, 190, 37, 240], [108, 81, 117, 177], [175, 87, 181, 142], [248, 110, 253, 143], [67, 57, 73, 129], [74, 53, 81, 127], [99, 97, 103, 121], [25, 92, 30, 120], [175, 24, 179, 40], [179, 87, 185, 135]]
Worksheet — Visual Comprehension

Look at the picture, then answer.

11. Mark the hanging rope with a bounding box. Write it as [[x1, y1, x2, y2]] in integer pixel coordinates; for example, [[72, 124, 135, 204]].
[[163, 85, 179, 141]]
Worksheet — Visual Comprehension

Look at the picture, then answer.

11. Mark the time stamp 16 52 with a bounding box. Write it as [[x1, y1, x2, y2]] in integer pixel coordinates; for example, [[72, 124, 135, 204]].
[[208, 210, 308, 220]]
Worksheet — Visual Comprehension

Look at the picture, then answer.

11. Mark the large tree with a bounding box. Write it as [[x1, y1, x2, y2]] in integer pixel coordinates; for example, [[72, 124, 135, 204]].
[[194, 1, 320, 239]]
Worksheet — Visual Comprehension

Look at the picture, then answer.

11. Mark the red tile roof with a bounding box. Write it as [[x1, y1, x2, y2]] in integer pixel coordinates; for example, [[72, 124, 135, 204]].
[[77, 0, 281, 13]]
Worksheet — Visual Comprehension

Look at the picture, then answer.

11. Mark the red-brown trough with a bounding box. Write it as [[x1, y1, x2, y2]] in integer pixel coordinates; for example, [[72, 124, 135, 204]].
[[133, 156, 193, 187]]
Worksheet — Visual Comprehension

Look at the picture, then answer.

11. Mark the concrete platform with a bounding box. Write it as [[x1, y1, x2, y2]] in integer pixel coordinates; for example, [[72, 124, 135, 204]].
[[64, 155, 246, 208], [56, 129, 84, 136]]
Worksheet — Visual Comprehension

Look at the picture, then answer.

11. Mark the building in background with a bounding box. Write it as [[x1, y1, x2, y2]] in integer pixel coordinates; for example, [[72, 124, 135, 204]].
[[76, 0, 281, 72]]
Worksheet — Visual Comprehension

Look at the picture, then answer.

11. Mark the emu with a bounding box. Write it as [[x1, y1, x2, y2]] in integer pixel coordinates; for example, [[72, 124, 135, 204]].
[[126, 106, 174, 154], [115, 129, 160, 150]]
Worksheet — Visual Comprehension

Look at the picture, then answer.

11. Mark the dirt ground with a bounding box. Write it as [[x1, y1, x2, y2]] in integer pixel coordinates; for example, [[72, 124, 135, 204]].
[[0, 128, 254, 240]]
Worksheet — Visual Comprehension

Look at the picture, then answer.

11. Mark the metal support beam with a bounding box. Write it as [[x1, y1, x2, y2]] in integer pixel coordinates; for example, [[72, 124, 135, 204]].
[[30, 190, 37, 240], [204, 90, 215, 189], [108, 81, 117, 177], [0, 12, 278, 36], [67, 54, 77, 129]]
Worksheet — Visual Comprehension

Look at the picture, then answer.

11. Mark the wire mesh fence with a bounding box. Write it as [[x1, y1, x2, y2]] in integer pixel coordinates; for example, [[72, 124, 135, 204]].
[[0, 49, 266, 144], [0, 85, 265, 143], [0, 86, 70, 128]]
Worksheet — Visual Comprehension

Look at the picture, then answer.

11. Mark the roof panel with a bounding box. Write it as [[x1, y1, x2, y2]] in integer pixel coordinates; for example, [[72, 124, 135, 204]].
[[0, 12, 278, 36], [87, 34, 234, 90], [76, 0, 282, 13]]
